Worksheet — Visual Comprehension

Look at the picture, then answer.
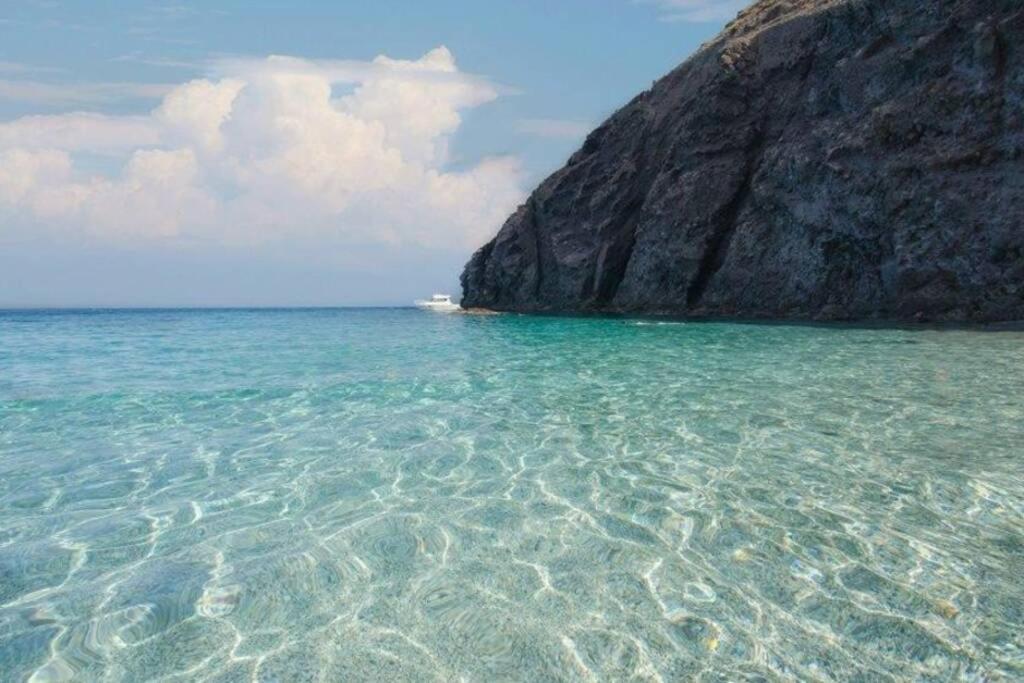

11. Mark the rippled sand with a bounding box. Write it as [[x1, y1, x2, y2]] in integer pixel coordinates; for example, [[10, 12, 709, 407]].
[[1, 309, 1022, 681]]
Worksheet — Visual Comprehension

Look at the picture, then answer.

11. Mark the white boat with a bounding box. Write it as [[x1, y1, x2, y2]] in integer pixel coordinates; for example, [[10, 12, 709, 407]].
[[414, 293, 461, 312]]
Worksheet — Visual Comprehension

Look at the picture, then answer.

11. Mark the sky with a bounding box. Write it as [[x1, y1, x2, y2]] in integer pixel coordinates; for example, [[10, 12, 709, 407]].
[[0, 0, 742, 307]]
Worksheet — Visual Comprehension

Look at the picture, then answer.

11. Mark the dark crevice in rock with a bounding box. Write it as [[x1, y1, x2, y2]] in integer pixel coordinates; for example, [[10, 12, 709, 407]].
[[993, 27, 1008, 83], [591, 126, 656, 306], [686, 126, 768, 308], [529, 199, 545, 300], [594, 196, 643, 304]]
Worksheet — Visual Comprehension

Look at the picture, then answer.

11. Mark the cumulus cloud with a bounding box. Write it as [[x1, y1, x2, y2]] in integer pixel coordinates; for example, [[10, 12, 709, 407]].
[[0, 47, 524, 249], [642, 0, 748, 22], [0, 113, 161, 152], [0, 149, 72, 206]]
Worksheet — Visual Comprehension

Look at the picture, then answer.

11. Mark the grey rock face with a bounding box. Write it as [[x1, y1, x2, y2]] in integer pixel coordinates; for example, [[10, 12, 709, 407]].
[[461, 0, 1024, 322]]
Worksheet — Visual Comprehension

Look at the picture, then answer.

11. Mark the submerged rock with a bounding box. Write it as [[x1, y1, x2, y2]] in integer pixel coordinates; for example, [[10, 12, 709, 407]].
[[461, 0, 1024, 322]]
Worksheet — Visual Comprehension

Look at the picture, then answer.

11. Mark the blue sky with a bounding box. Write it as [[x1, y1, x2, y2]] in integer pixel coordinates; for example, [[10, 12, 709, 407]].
[[0, 0, 739, 306]]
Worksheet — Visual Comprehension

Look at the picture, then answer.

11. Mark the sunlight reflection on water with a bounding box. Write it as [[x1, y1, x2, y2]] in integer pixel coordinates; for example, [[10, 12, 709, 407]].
[[1, 309, 1022, 680]]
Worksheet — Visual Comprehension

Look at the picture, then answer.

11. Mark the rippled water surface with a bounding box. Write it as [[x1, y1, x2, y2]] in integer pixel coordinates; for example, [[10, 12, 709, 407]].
[[1, 309, 1022, 681]]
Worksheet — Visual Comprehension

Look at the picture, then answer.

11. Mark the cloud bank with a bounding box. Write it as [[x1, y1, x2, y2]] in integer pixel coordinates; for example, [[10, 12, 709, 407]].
[[0, 47, 525, 250]]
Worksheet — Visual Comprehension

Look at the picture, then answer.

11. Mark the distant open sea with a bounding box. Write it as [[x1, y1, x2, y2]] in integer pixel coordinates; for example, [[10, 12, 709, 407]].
[[1, 308, 1022, 681]]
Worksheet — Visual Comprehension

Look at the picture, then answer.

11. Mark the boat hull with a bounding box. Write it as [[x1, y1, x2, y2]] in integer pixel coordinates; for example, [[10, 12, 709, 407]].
[[414, 302, 461, 312]]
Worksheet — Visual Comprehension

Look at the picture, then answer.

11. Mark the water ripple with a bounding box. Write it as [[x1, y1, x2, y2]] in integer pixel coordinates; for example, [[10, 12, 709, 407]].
[[1, 309, 1022, 681]]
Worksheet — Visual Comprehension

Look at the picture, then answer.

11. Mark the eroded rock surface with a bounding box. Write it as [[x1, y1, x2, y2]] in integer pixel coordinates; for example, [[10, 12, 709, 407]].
[[461, 0, 1023, 321]]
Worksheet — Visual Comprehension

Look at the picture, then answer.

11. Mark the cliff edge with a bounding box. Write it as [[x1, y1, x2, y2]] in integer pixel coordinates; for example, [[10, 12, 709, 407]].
[[461, 0, 1023, 322]]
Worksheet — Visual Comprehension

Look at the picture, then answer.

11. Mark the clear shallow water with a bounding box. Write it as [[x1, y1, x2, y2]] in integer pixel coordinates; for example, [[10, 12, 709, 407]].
[[0, 309, 1022, 682]]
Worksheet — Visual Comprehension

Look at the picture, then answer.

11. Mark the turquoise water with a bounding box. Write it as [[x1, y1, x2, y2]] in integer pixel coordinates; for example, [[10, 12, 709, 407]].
[[1, 309, 1022, 682]]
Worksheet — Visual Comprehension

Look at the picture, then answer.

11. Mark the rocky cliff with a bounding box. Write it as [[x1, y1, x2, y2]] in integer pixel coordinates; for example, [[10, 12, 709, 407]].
[[461, 0, 1023, 322]]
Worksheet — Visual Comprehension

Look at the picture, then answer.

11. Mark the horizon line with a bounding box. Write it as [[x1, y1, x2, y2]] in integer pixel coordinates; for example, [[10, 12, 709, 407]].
[[0, 305, 426, 311]]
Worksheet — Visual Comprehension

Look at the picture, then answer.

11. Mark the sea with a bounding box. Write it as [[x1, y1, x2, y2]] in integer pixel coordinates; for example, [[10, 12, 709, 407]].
[[1, 308, 1021, 681]]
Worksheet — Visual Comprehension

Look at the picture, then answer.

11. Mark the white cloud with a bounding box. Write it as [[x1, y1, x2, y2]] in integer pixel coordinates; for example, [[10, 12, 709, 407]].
[[0, 149, 72, 205], [0, 113, 161, 152], [155, 78, 244, 152], [515, 118, 593, 140], [0, 47, 525, 250], [642, 0, 747, 22]]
